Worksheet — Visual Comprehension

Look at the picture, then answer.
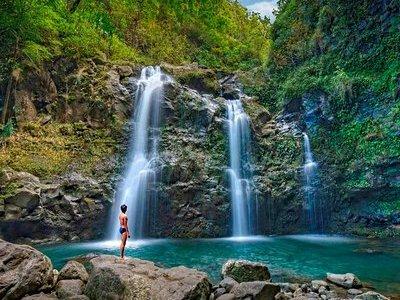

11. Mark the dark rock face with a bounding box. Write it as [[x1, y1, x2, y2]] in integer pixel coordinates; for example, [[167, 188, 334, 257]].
[[0, 239, 54, 300], [0, 168, 111, 243], [84, 255, 212, 300], [151, 83, 231, 237]]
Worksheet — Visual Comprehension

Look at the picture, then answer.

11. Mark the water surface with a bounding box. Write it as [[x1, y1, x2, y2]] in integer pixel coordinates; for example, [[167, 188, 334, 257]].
[[39, 235, 400, 294]]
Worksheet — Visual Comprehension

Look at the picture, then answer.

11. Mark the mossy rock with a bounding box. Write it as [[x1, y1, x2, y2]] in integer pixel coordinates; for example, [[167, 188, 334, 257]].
[[221, 260, 271, 283]]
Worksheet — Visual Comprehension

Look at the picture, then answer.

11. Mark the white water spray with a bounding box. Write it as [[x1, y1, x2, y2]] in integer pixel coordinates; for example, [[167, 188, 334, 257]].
[[302, 132, 320, 231], [109, 66, 171, 240], [227, 100, 255, 237]]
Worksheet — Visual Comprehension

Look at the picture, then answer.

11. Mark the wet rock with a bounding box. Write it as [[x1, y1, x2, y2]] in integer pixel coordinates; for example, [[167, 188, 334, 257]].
[[348, 289, 363, 296], [219, 276, 238, 292], [0, 239, 54, 300], [354, 291, 389, 300], [326, 273, 362, 289], [230, 281, 280, 300], [84, 255, 211, 300], [56, 279, 84, 299], [221, 260, 271, 283], [58, 261, 89, 282]]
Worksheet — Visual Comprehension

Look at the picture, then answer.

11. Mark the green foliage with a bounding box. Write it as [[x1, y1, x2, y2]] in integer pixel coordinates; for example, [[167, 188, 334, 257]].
[[264, 0, 400, 112], [0, 0, 271, 80], [0, 120, 14, 137]]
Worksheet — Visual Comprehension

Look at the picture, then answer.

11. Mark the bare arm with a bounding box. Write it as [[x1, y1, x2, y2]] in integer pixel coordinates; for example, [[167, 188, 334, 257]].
[[124, 216, 130, 237]]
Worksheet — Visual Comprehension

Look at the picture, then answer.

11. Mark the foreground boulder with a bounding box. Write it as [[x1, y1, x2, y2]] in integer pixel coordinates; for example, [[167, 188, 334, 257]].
[[221, 260, 271, 283], [0, 239, 54, 300], [58, 261, 89, 282], [230, 281, 280, 300], [326, 272, 362, 289], [56, 279, 85, 298], [84, 255, 211, 300]]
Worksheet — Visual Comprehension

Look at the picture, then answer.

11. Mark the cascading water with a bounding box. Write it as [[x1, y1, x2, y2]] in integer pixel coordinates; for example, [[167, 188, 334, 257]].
[[108, 66, 171, 240], [302, 132, 322, 231], [226, 99, 256, 237]]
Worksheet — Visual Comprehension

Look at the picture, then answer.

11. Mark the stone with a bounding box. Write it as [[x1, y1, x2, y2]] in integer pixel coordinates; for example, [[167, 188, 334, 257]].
[[4, 187, 40, 211], [216, 294, 236, 300], [221, 260, 271, 283], [21, 293, 58, 299], [67, 296, 90, 300], [326, 273, 362, 289], [58, 261, 89, 282], [117, 65, 133, 77], [307, 292, 320, 298], [214, 287, 226, 298], [84, 255, 211, 300], [56, 279, 84, 299], [318, 286, 327, 295], [348, 289, 363, 296], [219, 276, 238, 292], [0, 239, 54, 300], [354, 291, 389, 300], [325, 290, 338, 299], [230, 281, 280, 300], [311, 280, 328, 290], [275, 292, 293, 300]]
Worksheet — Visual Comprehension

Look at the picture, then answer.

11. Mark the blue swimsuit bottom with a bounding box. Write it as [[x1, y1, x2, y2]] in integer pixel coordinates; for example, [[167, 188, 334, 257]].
[[119, 227, 127, 234]]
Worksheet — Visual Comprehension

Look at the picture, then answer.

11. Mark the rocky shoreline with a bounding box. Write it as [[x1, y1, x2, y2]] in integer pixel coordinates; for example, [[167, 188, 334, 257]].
[[0, 239, 394, 300]]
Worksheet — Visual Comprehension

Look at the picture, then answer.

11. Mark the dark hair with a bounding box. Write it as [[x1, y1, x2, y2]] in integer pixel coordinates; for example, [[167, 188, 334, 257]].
[[120, 204, 127, 213]]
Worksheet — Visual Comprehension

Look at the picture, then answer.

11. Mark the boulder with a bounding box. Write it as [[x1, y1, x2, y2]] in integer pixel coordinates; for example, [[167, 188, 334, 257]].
[[354, 291, 389, 300], [58, 261, 89, 282], [0, 239, 54, 300], [4, 187, 40, 211], [230, 281, 280, 300], [21, 293, 58, 299], [56, 279, 84, 299], [216, 294, 236, 300], [221, 260, 271, 283], [84, 255, 211, 300], [326, 273, 362, 289], [214, 287, 226, 298], [348, 289, 363, 296], [219, 277, 238, 292]]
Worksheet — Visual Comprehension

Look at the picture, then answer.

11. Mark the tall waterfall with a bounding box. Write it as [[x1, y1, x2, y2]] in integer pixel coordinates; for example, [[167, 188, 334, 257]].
[[109, 66, 170, 240], [302, 132, 321, 231], [227, 100, 255, 237]]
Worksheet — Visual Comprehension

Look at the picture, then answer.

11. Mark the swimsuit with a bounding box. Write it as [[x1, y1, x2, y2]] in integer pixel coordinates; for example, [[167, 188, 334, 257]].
[[119, 227, 127, 234]]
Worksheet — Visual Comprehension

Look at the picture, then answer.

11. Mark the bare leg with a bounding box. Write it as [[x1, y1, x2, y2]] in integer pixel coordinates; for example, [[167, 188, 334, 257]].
[[120, 232, 128, 259]]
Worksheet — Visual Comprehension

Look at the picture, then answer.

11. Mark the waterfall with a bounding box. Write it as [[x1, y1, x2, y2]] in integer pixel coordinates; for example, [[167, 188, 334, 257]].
[[108, 66, 171, 240], [226, 99, 255, 237], [302, 132, 321, 231]]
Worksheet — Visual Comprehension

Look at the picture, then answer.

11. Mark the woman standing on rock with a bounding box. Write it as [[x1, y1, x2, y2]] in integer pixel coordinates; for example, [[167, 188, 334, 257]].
[[119, 204, 130, 259]]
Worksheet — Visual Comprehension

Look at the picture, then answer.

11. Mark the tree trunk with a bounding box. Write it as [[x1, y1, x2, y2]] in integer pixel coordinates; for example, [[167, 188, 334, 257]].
[[1, 76, 13, 124]]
